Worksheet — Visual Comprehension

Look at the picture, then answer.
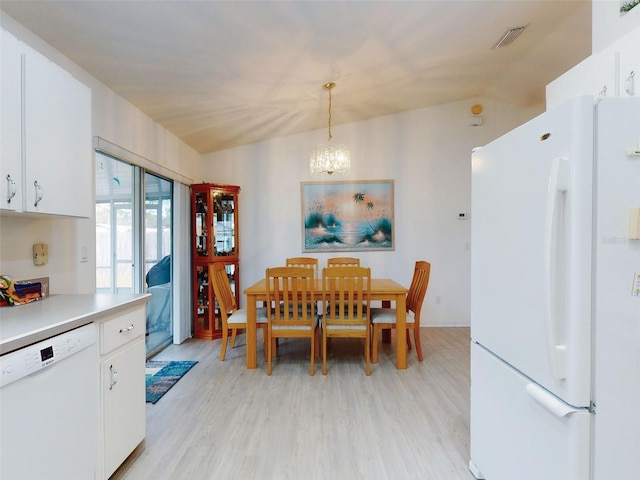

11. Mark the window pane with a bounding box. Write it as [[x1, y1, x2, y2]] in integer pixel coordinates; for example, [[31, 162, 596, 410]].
[[95, 153, 134, 293]]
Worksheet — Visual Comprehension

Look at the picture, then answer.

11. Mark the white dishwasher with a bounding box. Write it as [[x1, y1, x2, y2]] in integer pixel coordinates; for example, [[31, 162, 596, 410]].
[[0, 323, 98, 480]]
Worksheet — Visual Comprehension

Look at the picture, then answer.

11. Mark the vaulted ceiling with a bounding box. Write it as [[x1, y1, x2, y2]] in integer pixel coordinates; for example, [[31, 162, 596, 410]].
[[1, 1, 592, 154]]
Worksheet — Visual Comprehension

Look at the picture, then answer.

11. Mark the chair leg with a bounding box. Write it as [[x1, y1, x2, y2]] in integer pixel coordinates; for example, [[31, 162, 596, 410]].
[[230, 328, 238, 348], [219, 325, 229, 361], [322, 330, 328, 375], [262, 326, 268, 362], [310, 332, 315, 376], [406, 329, 412, 351], [314, 328, 321, 358], [371, 324, 379, 363], [365, 331, 371, 376], [414, 326, 424, 361], [267, 328, 273, 376]]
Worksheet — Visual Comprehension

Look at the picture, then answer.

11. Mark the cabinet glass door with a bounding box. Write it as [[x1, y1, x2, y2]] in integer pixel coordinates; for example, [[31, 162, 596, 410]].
[[194, 191, 209, 257], [194, 264, 210, 335], [213, 190, 235, 257]]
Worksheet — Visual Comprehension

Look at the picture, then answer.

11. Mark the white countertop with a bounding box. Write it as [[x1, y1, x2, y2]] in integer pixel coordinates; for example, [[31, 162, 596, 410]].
[[0, 293, 151, 355]]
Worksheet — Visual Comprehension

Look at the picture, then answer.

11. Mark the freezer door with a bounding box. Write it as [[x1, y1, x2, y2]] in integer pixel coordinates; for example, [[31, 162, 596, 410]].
[[471, 95, 594, 406], [470, 343, 591, 480]]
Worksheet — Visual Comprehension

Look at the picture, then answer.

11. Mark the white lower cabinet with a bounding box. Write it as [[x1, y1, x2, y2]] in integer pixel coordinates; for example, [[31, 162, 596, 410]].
[[96, 305, 146, 480]]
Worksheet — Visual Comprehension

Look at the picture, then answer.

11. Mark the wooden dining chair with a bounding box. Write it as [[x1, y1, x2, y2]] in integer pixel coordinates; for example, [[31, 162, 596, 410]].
[[370, 261, 431, 363], [265, 266, 319, 375], [209, 262, 268, 362], [286, 256, 320, 319], [327, 257, 360, 267], [322, 266, 372, 375], [286, 257, 319, 279]]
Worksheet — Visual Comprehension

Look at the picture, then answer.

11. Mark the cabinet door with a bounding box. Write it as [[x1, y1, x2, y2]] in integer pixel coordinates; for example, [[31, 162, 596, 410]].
[[1, 29, 23, 212], [212, 188, 237, 258], [101, 339, 145, 479], [23, 47, 92, 217]]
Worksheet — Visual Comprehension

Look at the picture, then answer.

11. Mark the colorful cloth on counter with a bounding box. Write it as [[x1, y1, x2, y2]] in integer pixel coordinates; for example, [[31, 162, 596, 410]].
[[0, 275, 42, 306]]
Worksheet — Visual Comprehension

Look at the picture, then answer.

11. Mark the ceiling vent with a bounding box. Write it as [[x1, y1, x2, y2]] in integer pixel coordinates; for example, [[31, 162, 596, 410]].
[[492, 25, 527, 49]]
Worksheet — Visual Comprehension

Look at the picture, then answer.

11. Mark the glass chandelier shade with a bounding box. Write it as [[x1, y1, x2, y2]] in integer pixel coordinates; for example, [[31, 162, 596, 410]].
[[309, 82, 351, 177]]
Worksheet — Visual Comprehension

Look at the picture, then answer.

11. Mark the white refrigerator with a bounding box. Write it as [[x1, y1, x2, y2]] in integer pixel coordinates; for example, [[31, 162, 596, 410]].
[[469, 95, 640, 480]]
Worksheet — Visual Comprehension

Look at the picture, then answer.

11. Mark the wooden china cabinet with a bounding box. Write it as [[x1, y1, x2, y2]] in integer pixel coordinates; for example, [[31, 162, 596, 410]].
[[191, 183, 240, 340]]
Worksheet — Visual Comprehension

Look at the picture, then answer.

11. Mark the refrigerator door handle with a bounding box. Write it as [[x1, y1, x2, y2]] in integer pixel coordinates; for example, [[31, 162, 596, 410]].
[[526, 383, 581, 417], [543, 157, 570, 380]]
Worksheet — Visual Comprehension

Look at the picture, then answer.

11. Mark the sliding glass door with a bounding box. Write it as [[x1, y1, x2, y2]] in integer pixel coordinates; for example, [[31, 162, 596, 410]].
[[95, 152, 173, 356], [144, 172, 173, 354]]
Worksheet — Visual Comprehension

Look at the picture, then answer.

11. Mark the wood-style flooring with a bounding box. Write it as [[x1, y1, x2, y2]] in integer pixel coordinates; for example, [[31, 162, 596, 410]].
[[111, 327, 474, 480]]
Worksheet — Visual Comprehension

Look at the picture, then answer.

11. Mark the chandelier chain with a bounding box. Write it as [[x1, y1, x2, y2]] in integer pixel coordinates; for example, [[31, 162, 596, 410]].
[[327, 84, 333, 141], [324, 83, 335, 141]]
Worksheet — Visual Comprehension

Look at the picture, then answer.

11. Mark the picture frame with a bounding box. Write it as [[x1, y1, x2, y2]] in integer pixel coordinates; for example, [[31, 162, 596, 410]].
[[301, 180, 394, 252]]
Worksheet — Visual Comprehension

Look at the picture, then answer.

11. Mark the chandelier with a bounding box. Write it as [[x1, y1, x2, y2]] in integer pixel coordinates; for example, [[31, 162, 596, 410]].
[[309, 82, 351, 177]]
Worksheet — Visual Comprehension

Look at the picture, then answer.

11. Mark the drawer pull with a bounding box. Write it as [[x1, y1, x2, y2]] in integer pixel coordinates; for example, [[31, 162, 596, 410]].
[[109, 364, 118, 390], [119, 324, 135, 333]]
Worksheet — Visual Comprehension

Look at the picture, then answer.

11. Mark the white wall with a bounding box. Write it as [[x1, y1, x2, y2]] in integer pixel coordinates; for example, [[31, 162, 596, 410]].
[[547, 24, 640, 107], [200, 99, 541, 326], [0, 15, 199, 294], [592, 0, 640, 52]]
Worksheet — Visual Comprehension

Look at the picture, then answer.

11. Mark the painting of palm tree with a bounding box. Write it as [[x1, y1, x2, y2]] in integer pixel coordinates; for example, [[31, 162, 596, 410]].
[[301, 180, 394, 252]]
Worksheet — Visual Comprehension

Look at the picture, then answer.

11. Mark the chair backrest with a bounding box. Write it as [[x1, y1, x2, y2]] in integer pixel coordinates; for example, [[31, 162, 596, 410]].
[[210, 262, 237, 317], [322, 266, 371, 326], [266, 266, 316, 327], [407, 261, 431, 320], [285, 257, 319, 279], [326, 257, 360, 267]]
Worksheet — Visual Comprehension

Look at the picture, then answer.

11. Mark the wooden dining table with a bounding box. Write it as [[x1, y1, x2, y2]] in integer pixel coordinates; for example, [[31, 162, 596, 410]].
[[243, 278, 409, 369]]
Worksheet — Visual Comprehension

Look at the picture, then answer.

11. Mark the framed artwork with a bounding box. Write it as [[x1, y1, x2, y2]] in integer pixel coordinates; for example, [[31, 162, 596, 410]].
[[301, 180, 394, 252]]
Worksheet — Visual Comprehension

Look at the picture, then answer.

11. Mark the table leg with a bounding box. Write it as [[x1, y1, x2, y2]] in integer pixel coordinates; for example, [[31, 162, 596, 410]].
[[395, 294, 407, 369], [381, 300, 391, 343], [246, 295, 257, 369]]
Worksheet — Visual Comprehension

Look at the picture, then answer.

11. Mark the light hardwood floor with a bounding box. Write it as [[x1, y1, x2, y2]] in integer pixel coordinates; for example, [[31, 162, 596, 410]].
[[112, 327, 475, 480]]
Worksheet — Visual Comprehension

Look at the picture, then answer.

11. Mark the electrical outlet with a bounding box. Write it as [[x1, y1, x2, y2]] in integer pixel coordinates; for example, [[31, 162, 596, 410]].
[[33, 243, 48, 266]]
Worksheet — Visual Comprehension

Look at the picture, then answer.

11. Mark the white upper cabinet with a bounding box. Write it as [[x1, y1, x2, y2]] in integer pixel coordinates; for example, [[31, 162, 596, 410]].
[[1, 28, 92, 218], [1, 29, 23, 212]]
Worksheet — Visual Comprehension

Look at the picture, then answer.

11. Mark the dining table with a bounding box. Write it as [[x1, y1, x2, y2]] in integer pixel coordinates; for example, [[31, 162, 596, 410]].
[[243, 277, 409, 369]]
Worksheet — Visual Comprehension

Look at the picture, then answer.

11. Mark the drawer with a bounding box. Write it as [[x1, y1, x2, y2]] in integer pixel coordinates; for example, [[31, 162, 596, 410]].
[[99, 305, 145, 355]]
